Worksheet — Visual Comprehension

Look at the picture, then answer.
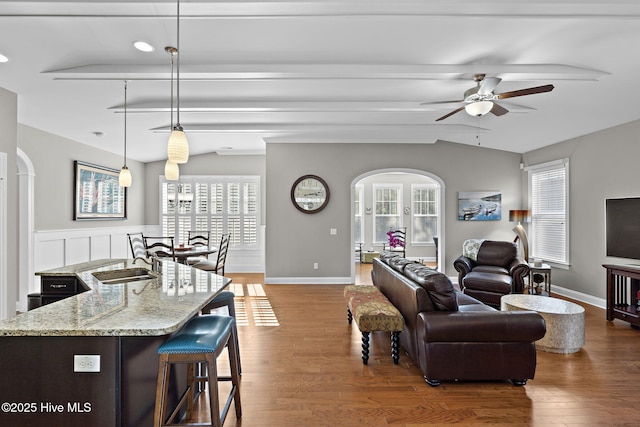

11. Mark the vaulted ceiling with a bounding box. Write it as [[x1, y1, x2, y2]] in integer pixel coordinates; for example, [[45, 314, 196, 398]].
[[0, 1, 638, 162]]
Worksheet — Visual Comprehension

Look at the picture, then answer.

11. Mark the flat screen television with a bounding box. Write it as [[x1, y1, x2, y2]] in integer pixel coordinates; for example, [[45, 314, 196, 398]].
[[606, 197, 640, 260]]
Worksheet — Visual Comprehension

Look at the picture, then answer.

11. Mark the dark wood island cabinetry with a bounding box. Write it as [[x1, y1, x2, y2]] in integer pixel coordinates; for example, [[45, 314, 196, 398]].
[[0, 259, 231, 427]]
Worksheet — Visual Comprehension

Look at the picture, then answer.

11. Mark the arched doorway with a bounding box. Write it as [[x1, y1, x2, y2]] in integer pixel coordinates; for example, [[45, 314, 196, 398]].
[[16, 148, 35, 313], [350, 168, 445, 282]]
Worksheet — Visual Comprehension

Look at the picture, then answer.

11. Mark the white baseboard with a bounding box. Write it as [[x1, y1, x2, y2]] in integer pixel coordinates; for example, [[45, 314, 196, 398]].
[[265, 276, 352, 285], [550, 285, 606, 309]]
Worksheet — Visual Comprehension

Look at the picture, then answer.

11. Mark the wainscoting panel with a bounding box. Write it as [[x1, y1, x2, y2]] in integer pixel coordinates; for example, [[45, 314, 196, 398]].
[[67, 236, 92, 266], [91, 234, 114, 260]]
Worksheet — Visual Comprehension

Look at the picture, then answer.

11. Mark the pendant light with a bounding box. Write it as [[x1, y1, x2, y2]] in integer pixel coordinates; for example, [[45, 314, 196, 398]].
[[167, 0, 189, 164], [118, 80, 132, 187], [165, 160, 179, 181], [164, 46, 180, 181]]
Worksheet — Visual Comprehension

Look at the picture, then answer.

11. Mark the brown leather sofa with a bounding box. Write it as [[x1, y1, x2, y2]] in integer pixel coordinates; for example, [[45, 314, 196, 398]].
[[453, 240, 530, 307], [372, 251, 546, 386]]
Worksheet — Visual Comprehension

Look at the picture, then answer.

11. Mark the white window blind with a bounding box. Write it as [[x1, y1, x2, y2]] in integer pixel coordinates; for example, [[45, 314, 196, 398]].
[[529, 160, 569, 264], [160, 176, 260, 250]]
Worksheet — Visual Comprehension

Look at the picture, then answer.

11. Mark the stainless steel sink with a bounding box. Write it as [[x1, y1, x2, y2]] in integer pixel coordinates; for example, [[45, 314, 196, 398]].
[[92, 268, 159, 284]]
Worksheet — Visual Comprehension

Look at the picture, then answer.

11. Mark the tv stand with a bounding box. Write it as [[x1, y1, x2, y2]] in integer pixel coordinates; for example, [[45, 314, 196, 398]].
[[604, 264, 640, 328]]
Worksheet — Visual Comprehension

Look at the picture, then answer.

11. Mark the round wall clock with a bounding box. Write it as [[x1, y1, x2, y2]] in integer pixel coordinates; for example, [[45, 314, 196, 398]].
[[291, 175, 330, 213]]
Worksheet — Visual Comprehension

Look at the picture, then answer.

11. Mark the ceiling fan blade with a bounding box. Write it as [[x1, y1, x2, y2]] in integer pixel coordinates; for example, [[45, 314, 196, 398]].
[[496, 84, 554, 99], [436, 106, 465, 121], [490, 102, 509, 116], [478, 77, 501, 95], [420, 100, 464, 106]]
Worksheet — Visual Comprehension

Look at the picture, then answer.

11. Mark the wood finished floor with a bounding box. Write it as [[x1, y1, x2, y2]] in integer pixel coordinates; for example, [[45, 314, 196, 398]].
[[190, 265, 640, 426]]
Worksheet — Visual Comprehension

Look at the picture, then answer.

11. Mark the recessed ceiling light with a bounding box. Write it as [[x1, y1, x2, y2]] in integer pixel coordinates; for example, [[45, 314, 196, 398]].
[[133, 41, 154, 52], [0, 53, 8, 63]]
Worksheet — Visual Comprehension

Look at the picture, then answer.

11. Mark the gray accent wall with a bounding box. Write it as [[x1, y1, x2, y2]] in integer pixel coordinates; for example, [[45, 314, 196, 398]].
[[265, 142, 523, 280], [525, 119, 640, 301]]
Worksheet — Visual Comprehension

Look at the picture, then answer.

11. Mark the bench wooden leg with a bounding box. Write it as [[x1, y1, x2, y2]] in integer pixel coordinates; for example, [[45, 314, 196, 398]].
[[361, 331, 370, 365], [391, 331, 400, 364]]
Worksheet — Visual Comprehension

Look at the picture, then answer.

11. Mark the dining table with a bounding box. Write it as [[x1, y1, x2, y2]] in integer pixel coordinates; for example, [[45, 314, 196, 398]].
[[173, 244, 218, 264]]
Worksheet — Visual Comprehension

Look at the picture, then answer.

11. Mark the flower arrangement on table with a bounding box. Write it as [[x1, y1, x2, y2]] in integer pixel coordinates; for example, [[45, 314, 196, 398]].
[[386, 230, 405, 248]]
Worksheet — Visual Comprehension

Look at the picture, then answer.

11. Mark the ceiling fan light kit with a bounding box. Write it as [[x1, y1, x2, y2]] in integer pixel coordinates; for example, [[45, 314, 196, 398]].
[[465, 100, 494, 117], [431, 74, 554, 121]]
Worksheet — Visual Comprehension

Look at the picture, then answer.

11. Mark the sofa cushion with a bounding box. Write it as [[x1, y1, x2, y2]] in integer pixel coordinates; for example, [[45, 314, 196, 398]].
[[476, 240, 518, 269], [462, 271, 512, 294], [388, 257, 415, 273], [404, 263, 458, 311]]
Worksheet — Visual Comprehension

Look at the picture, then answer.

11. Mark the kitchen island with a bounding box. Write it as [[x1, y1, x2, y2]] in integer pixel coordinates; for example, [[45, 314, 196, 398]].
[[0, 258, 231, 427]]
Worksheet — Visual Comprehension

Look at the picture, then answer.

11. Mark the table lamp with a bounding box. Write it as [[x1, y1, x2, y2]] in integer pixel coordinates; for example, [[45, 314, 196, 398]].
[[509, 209, 531, 262]]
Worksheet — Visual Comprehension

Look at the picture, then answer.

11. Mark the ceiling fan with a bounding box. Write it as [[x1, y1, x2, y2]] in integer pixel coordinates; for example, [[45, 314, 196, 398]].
[[423, 74, 554, 122]]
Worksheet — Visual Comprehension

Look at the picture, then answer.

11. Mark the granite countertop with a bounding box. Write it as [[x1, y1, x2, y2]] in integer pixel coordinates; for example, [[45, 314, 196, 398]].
[[0, 259, 231, 337]]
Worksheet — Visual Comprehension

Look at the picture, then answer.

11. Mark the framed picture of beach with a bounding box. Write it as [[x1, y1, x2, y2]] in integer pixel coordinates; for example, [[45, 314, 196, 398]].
[[74, 161, 127, 220], [458, 191, 502, 221]]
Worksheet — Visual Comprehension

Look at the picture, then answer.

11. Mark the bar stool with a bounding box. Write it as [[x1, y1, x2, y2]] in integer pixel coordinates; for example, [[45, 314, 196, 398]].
[[202, 291, 241, 374], [154, 315, 242, 427]]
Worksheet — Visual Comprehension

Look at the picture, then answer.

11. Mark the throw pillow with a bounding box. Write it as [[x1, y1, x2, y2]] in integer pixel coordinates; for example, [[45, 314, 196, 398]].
[[404, 263, 458, 311]]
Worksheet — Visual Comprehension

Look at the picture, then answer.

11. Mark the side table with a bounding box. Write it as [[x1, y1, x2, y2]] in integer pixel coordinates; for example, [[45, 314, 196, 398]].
[[528, 263, 551, 296], [362, 251, 380, 264]]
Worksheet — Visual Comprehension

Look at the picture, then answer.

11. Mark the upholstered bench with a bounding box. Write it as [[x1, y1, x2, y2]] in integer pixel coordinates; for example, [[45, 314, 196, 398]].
[[343, 285, 404, 365]]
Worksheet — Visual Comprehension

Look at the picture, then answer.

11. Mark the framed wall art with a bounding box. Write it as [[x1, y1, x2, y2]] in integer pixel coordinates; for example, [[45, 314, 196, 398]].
[[458, 191, 502, 221], [74, 161, 127, 220]]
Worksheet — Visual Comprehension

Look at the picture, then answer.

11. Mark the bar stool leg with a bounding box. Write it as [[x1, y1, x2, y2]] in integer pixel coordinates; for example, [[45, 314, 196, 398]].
[[228, 325, 242, 418], [206, 353, 221, 427], [153, 355, 171, 427]]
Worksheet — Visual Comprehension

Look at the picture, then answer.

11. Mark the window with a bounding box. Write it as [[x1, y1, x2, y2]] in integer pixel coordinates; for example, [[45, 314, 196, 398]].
[[161, 176, 260, 250], [528, 159, 569, 265], [373, 184, 401, 243], [412, 184, 437, 244], [354, 184, 363, 243]]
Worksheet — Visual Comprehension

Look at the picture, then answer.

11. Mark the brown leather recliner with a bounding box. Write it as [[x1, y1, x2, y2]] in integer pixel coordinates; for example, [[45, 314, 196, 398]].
[[453, 240, 530, 307]]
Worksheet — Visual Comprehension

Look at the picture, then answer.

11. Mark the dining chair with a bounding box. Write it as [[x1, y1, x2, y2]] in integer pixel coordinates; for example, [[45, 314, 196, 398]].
[[186, 231, 211, 265], [143, 236, 176, 262], [383, 227, 407, 258], [127, 232, 148, 262], [193, 234, 229, 276]]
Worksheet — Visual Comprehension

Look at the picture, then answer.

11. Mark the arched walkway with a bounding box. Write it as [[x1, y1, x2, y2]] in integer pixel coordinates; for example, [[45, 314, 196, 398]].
[[350, 168, 446, 283]]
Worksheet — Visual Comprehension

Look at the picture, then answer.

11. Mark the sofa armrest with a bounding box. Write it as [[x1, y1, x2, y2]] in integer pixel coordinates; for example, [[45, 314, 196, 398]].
[[417, 311, 546, 343], [508, 257, 530, 293]]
